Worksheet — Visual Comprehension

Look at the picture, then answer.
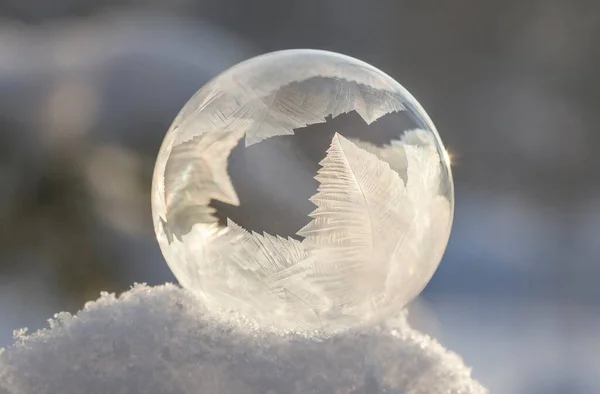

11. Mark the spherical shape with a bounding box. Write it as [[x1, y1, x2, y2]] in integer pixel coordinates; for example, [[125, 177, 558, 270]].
[[152, 49, 453, 331]]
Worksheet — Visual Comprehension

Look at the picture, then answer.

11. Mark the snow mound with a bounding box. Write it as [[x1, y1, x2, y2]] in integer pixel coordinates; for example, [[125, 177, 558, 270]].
[[0, 284, 485, 394]]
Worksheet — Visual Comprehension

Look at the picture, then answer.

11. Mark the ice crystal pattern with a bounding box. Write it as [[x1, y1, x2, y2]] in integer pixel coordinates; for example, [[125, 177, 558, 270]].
[[152, 49, 454, 331]]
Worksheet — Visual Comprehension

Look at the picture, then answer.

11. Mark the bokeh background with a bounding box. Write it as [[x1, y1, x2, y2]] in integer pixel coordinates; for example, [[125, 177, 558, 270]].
[[1, 1, 599, 392]]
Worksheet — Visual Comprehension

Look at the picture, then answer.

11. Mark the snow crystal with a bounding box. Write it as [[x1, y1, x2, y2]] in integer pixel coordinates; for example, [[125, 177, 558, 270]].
[[0, 284, 485, 394]]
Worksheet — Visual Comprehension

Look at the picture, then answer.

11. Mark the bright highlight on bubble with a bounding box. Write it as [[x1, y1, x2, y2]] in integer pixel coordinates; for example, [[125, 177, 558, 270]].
[[151, 49, 454, 332]]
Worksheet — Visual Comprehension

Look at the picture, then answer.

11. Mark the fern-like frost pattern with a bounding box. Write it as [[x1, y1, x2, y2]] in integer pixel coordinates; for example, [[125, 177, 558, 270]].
[[168, 130, 450, 330], [298, 133, 413, 318], [171, 64, 406, 148]]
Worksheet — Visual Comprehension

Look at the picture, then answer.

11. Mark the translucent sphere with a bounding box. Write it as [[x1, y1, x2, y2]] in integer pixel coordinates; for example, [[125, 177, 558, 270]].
[[152, 49, 453, 331]]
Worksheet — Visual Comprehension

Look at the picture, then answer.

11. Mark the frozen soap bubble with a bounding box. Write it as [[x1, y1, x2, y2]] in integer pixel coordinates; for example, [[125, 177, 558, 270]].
[[152, 49, 453, 332]]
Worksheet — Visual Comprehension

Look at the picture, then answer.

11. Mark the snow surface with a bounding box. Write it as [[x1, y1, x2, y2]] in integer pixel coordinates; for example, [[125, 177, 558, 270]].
[[0, 284, 485, 394]]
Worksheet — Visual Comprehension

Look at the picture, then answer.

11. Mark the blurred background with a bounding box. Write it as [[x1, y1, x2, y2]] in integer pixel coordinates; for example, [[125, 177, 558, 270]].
[[0, 1, 598, 392]]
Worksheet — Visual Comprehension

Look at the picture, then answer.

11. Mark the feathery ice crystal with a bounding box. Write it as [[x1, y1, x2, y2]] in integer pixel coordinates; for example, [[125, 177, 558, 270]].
[[151, 49, 454, 332]]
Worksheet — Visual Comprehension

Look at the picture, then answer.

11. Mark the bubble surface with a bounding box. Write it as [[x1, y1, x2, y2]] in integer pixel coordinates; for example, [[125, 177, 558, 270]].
[[152, 49, 453, 331]]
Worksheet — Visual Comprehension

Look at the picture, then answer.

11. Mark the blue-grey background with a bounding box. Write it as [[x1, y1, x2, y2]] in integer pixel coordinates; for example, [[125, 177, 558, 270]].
[[0, 1, 598, 393]]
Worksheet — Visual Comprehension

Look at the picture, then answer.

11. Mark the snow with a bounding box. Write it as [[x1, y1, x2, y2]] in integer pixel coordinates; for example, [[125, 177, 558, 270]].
[[0, 284, 484, 394]]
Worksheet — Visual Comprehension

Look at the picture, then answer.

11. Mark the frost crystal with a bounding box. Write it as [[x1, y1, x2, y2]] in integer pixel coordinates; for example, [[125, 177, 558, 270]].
[[0, 284, 486, 394], [298, 133, 413, 317], [152, 49, 454, 331]]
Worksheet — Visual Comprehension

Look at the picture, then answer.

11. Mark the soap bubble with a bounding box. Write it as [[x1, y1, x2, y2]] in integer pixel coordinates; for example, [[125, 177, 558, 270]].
[[152, 49, 453, 332]]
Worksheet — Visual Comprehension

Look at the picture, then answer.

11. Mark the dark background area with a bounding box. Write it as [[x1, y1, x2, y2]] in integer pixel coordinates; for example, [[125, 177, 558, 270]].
[[0, 1, 599, 392]]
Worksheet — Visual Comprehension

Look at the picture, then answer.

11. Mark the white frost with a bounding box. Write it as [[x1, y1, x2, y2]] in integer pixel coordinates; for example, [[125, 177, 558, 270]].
[[157, 131, 452, 332], [160, 127, 245, 236], [171, 50, 408, 147], [298, 133, 413, 317], [0, 284, 485, 394]]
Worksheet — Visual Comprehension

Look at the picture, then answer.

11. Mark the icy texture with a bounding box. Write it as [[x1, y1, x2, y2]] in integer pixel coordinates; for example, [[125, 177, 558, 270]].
[[298, 133, 450, 323], [0, 284, 485, 394], [167, 50, 408, 148], [152, 49, 454, 331]]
